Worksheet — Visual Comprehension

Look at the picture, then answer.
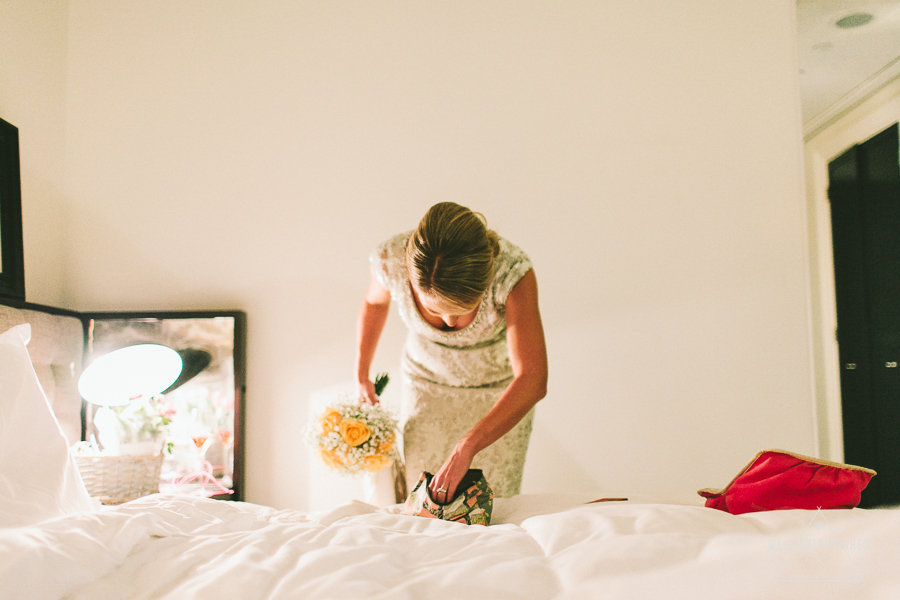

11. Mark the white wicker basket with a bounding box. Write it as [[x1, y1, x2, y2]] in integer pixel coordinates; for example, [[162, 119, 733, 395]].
[[74, 454, 164, 505]]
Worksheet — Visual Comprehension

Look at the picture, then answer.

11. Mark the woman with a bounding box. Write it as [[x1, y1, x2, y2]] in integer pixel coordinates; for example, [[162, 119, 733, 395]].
[[356, 202, 548, 503]]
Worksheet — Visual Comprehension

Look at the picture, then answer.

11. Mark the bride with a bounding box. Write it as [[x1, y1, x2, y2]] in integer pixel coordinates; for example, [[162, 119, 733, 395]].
[[356, 202, 548, 503]]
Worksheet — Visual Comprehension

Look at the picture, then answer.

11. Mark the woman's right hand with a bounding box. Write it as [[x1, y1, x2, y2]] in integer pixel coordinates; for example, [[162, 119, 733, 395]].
[[359, 378, 379, 405]]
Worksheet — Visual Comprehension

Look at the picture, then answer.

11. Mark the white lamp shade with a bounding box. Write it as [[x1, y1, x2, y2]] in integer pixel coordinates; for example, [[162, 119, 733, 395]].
[[78, 344, 183, 406]]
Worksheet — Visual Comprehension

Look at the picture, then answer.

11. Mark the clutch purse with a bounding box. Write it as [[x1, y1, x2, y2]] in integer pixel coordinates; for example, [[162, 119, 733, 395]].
[[404, 469, 493, 526], [698, 449, 876, 514]]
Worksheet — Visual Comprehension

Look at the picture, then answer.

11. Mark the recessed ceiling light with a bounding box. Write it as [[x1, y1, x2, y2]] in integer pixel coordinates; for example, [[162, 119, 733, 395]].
[[836, 13, 874, 28]]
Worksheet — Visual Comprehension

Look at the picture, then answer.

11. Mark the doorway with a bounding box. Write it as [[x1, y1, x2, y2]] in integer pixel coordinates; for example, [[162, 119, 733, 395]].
[[828, 123, 900, 508]]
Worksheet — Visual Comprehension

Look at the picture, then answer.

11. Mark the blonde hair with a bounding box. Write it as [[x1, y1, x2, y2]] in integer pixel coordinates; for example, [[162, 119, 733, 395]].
[[406, 202, 500, 309]]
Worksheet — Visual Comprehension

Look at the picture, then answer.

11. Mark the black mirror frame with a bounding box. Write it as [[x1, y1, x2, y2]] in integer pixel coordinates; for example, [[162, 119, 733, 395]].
[[0, 117, 26, 301], [82, 310, 248, 502]]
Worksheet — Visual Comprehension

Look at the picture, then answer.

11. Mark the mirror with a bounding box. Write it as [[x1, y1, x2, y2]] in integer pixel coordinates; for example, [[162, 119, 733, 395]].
[[83, 311, 246, 500], [0, 117, 26, 301]]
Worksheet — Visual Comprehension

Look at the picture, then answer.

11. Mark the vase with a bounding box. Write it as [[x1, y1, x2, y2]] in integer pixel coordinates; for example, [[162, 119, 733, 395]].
[[363, 464, 397, 507]]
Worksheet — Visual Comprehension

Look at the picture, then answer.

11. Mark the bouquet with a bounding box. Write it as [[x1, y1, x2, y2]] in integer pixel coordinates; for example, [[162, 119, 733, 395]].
[[92, 395, 176, 456], [307, 374, 399, 475], [116, 396, 175, 444]]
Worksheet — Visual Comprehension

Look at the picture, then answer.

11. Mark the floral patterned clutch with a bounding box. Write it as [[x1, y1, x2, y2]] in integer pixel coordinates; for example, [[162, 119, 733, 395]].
[[404, 469, 493, 526]]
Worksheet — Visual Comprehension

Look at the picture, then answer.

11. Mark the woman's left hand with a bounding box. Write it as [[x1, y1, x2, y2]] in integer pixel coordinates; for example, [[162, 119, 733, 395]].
[[428, 440, 475, 504]]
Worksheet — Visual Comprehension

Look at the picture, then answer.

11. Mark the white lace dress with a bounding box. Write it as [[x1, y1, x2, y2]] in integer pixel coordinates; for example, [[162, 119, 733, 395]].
[[370, 232, 535, 499]]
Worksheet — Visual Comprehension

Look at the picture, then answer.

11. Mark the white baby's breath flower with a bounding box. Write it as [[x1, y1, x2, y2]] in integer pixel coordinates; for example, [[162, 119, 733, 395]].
[[304, 390, 399, 477]]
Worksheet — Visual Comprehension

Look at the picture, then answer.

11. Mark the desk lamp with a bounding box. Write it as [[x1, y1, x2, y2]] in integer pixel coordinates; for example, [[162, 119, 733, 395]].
[[78, 344, 183, 407]]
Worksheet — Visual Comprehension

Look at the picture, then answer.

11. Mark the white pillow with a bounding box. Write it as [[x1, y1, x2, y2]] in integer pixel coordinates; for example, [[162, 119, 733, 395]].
[[0, 324, 94, 528]]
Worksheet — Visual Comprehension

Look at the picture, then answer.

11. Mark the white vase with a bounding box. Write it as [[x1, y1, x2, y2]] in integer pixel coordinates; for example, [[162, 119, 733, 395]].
[[363, 466, 397, 507]]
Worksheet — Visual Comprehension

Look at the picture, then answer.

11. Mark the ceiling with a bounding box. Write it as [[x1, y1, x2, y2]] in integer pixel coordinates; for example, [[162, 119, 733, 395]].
[[797, 0, 900, 134]]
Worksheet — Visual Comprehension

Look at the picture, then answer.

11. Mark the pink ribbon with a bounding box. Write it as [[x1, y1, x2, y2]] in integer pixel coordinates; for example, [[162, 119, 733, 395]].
[[170, 460, 234, 496]]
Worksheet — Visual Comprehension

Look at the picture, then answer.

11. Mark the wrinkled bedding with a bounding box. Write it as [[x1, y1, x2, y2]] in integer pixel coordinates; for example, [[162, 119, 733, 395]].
[[1, 493, 897, 600]]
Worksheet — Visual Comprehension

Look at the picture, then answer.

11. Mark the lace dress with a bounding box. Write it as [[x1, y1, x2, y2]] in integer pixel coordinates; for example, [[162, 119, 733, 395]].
[[370, 232, 535, 499]]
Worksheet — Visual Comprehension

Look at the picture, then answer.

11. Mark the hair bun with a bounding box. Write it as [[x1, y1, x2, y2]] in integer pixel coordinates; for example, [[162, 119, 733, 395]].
[[486, 229, 500, 258]]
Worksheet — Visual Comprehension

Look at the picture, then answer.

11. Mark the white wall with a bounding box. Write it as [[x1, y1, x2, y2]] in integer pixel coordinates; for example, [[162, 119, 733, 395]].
[[18, 0, 815, 509], [0, 0, 70, 306]]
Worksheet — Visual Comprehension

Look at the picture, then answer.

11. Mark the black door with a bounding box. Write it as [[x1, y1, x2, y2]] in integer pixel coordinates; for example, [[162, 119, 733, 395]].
[[829, 123, 900, 508]]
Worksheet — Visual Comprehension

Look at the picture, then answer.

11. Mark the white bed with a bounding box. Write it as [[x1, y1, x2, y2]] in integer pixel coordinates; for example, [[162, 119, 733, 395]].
[[2, 303, 899, 600], [2, 492, 899, 600]]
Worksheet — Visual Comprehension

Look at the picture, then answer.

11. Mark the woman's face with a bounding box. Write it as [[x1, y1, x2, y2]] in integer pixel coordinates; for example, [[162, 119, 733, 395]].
[[414, 286, 481, 329]]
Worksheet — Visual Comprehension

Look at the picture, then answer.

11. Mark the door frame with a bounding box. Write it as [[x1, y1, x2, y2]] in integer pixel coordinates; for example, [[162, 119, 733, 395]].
[[805, 76, 900, 462]]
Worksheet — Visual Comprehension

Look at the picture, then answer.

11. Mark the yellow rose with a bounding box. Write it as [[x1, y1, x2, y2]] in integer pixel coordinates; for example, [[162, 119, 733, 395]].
[[362, 454, 391, 472], [319, 408, 343, 435], [339, 419, 371, 447], [317, 448, 344, 470]]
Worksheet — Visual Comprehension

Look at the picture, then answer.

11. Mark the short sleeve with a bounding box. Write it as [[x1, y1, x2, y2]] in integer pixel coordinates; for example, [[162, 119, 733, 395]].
[[369, 244, 391, 291], [492, 238, 533, 307], [369, 232, 410, 295]]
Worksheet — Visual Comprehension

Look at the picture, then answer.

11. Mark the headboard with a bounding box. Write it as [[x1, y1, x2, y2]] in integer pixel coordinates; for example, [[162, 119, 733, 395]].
[[0, 303, 85, 445]]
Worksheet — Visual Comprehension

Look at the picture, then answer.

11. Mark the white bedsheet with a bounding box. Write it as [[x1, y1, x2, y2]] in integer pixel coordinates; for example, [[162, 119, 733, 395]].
[[1, 493, 897, 600]]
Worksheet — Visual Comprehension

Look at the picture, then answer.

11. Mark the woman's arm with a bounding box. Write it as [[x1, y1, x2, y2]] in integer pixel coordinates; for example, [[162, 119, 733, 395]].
[[429, 269, 548, 500], [357, 274, 392, 405]]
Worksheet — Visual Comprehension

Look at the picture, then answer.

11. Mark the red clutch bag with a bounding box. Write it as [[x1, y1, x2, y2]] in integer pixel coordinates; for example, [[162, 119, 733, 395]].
[[698, 449, 876, 515]]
